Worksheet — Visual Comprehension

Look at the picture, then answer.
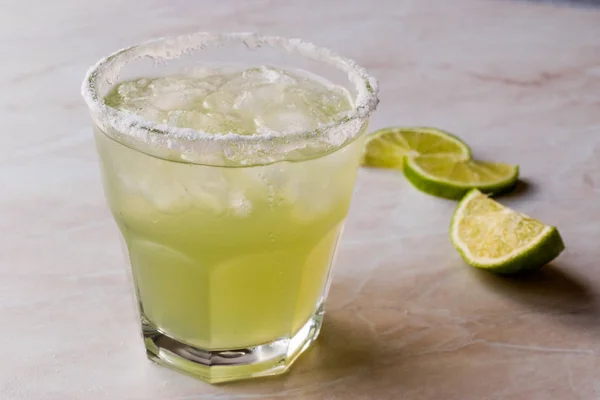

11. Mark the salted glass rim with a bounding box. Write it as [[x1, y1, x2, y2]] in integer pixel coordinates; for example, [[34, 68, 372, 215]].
[[81, 32, 379, 166]]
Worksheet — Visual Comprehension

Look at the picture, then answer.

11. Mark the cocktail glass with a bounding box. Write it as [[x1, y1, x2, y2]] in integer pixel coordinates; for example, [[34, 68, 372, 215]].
[[81, 32, 378, 383]]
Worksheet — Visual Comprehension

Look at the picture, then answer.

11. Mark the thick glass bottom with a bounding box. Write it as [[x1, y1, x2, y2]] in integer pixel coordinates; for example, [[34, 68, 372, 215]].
[[142, 308, 324, 384]]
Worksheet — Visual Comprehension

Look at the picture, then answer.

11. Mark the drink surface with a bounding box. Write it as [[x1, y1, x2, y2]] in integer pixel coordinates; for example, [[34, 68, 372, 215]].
[[105, 65, 352, 136], [99, 66, 362, 350]]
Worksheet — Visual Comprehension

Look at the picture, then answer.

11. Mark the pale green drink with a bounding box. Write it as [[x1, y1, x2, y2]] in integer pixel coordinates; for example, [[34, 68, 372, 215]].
[[82, 33, 378, 383]]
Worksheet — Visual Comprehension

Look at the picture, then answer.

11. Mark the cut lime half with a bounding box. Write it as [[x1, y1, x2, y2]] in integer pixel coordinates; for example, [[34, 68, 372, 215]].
[[451, 189, 565, 274], [361, 127, 471, 169], [404, 156, 519, 200]]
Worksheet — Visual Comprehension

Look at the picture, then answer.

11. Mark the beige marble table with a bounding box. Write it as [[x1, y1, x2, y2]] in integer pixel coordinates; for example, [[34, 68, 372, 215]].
[[2, 0, 600, 398]]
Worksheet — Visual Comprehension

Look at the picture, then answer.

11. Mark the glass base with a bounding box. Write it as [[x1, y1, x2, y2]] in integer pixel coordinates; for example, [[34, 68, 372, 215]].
[[142, 310, 324, 384]]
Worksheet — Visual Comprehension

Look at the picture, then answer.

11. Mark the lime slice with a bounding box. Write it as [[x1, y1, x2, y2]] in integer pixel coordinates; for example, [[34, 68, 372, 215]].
[[403, 155, 519, 200], [451, 189, 565, 274], [361, 127, 471, 169]]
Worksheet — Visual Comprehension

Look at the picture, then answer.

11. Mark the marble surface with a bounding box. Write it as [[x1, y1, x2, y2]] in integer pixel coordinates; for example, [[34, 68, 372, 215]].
[[2, 0, 600, 398]]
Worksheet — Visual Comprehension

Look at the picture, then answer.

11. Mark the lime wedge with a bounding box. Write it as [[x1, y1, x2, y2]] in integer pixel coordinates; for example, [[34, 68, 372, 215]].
[[451, 189, 565, 274], [403, 155, 519, 200], [361, 127, 471, 169]]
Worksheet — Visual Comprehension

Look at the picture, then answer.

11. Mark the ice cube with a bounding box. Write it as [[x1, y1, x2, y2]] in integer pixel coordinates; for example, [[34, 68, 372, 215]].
[[129, 106, 170, 125], [257, 107, 318, 132], [284, 85, 350, 123], [289, 180, 339, 223], [168, 110, 223, 130], [184, 182, 227, 215], [251, 83, 350, 133], [232, 91, 254, 110], [168, 110, 254, 134], [210, 67, 295, 114], [212, 78, 284, 116], [237, 66, 297, 87], [137, 179, 193, 215], [203, 89, 236, 114], [228, 190, 253, 217], [116, 78, 152, 99], [148, 78, 216, 111]]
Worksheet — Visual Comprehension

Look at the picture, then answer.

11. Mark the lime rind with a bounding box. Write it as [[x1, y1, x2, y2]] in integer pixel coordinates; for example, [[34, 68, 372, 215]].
[[450, 189, 565, 274], [404, 156, 519, 200]]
